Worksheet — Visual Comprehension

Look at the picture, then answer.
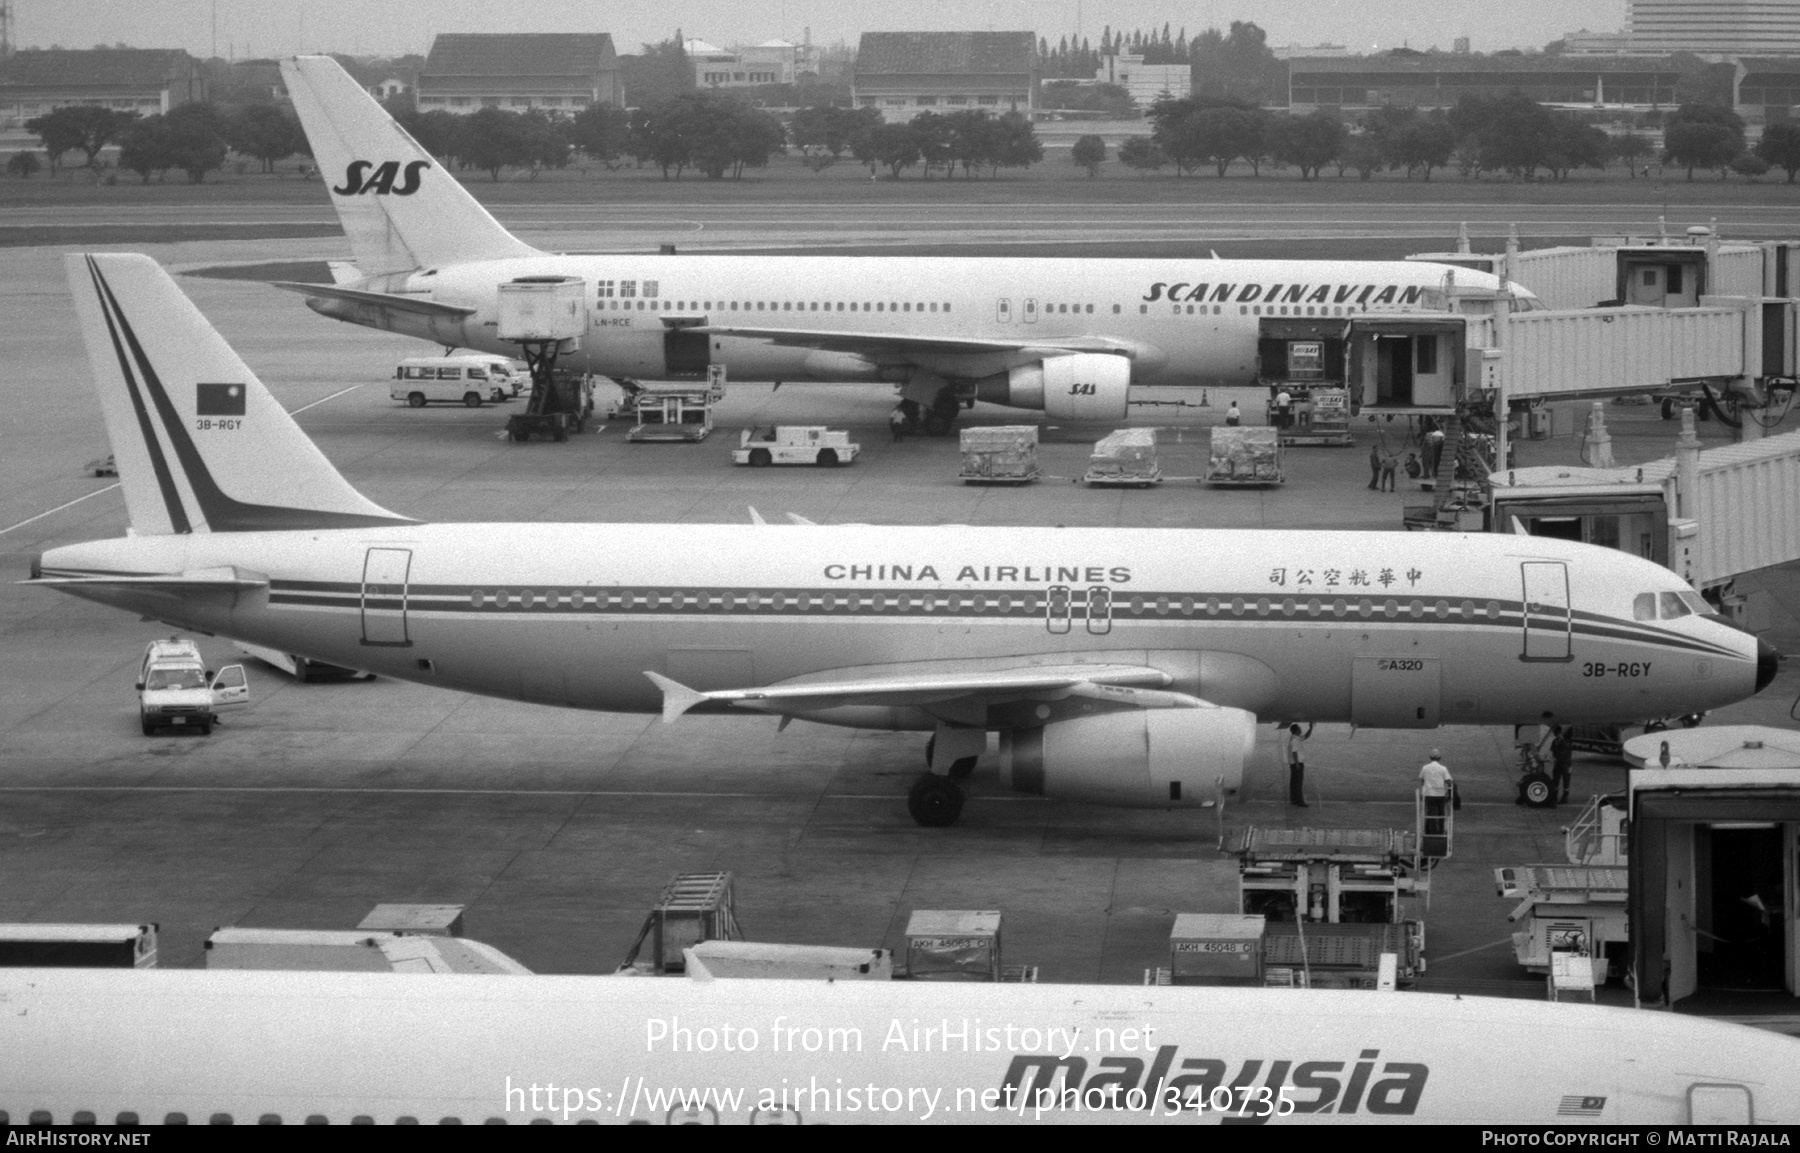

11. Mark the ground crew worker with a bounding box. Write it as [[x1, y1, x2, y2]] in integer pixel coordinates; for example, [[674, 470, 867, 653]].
[[889, 407, 908, 442], [1550, 725, 1574, 804], [1368, 444, 1383, 489], [1283, 722, 1314, 807], [1273, 389, 1292, 428], [1225, 401, 1241, 427], [1419, 749, 1453, 825]]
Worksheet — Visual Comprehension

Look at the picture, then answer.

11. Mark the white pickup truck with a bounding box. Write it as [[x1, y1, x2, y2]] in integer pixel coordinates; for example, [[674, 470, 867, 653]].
[[136, 639, 250, 735], [732, 426, 860, 467]]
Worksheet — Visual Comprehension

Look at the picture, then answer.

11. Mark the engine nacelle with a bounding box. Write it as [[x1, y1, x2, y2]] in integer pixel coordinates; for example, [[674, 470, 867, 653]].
[[981, 353, 1131, 421], [998, 706, 1258, 807]]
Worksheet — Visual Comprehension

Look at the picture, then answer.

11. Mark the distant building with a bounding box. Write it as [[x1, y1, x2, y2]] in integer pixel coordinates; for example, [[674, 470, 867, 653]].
[[416, 33, 621, 115], [1094, 53, 1190, 104], [1561, 29, 1639, 54], [1288, 54, 1684, 113], [689, 37, 817, 88], [1271, 44, 1351, 61], [0, 47, 205, 128], [853, 31, 1037, 122], [1628, 0, 1800, 57], [1736, 56, 1800, 121]]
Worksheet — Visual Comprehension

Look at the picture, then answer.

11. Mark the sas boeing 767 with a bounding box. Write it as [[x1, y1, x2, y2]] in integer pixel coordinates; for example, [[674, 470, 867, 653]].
[[274, 56, 1535, 435], [27, 255, 1777, 825]]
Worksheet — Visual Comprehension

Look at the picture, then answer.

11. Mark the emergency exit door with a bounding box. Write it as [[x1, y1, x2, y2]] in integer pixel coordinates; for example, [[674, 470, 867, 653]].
[[361, 547, 412, 646], [1520, 562, 1572, 661]]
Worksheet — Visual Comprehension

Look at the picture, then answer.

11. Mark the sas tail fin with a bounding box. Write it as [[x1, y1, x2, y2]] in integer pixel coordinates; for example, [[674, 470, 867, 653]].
[[279, 55, 540, 276], [66, 253, 413, 535]]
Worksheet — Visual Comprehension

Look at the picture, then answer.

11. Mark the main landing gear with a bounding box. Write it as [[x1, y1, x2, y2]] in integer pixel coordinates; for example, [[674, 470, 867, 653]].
[[908, 736, 980, 826]]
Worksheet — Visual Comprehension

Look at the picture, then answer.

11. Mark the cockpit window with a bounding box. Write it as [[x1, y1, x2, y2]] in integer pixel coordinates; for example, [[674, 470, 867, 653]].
[[1633, 593, 1657, 621], [1659, 591, 1692, 619], [1679, 590, 1711, 616]]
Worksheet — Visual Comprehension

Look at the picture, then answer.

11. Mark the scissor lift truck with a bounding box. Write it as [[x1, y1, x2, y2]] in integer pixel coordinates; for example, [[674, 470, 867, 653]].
[[1494, 794, 1631, 985], [628, 387, 716, 443], [1232, 824, 1431, 987]]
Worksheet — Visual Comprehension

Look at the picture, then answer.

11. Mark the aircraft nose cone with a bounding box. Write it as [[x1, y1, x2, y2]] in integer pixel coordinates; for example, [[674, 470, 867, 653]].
[[1756, 638, 1781, 693]]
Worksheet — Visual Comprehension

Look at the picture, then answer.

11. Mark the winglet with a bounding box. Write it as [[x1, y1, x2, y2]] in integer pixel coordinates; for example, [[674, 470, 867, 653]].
[[747, 506, 767, 525], [644, 672, 710, 723], [785, 513, 818, 526]]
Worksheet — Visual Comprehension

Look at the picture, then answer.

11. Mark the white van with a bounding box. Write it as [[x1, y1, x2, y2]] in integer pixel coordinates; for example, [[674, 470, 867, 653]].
[[392, 356, 525, 407]]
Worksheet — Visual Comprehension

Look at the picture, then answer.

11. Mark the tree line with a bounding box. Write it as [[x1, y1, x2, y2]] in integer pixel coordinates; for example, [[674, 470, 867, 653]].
[[1081, 94, 1800, 183]]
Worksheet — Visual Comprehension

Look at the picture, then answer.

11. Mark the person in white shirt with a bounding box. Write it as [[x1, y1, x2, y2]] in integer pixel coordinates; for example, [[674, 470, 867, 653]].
[[1225, 401, 1241, 427], [1283, 722, 1315, 807], [1419, 749, 1453, 823]]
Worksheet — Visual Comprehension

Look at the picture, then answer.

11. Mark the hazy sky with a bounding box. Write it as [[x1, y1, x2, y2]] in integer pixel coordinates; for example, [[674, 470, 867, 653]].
[[13, 0, 1629, 59]]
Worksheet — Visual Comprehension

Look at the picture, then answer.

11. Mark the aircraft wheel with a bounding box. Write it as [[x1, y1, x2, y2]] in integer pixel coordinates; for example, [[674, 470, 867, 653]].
[[816, 448, 838, 467], [947, 755, 978, 781], [292, 656, 312, 684], [1660, 398, 1675, 420], [749, 449, 772, 467], [407, 392, 426, 408], [1521, 772, 1556, 808], [908, 774, 966, 827]]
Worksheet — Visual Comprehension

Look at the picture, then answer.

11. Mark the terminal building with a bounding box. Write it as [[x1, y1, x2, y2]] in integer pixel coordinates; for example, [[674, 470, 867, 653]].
[[0, 47, 206, 129], [1093, 52, 1191, 104], [689, 38, 818, 88], [853, 31, 1039, 122], [1628, 0, 1800, 56], [1287, 54, 1686, 113], [415, 33, 622, 115]]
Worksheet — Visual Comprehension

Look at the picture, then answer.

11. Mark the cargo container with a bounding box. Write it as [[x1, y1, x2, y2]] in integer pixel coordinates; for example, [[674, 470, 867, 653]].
[[958, 426, 1039, 484], [1083, 428, 1160, 487], [683, 941, 894, 981], [1205, 426, 1283, 485], [1167, 914, 1265, 985], [902, 910, 1001, 981]]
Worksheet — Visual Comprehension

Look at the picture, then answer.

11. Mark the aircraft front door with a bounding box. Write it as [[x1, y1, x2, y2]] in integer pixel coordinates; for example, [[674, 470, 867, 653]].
[[1520, 561, 1572, 661], [361, 547, 412, 646]]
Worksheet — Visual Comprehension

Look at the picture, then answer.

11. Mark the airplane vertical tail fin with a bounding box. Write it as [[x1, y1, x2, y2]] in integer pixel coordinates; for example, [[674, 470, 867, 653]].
[[279, 55, 540, 276], [66, 253, 415, 535]]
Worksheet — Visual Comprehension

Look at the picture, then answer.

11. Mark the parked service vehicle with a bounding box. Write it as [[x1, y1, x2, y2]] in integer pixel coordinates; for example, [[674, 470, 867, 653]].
[[0, 923, 158, 969], [732, 426, 860, 467], [136, 639, 250, 735], [392, 356, 523, 407]]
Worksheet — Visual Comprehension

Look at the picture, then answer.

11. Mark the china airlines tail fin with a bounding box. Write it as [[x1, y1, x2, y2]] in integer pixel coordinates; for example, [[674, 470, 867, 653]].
[[280, 55, 540, 276], [66, 253, 413, 535]]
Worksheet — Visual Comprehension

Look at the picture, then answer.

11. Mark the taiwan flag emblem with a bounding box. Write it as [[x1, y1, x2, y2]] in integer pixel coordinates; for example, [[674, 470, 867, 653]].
[[196, 382, 247, 416]]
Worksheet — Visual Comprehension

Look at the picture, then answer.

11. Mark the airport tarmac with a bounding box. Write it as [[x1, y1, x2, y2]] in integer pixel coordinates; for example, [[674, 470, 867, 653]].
[[3, 238, 1798, 1013]]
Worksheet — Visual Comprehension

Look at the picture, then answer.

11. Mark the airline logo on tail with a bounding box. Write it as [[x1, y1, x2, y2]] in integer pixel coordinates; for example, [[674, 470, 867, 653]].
[[332, 160, 431, 196]]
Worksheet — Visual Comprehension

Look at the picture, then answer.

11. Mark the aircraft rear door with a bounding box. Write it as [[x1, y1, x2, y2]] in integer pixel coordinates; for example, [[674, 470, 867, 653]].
[[997, 298, 1014, 324], [1520, 561, 1572, 661], [361, 547, 412, 646]]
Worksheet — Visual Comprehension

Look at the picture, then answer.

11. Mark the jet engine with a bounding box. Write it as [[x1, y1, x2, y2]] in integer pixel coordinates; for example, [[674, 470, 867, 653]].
[[997, 706, 1258, 807], [978, 353, 1131, 421]]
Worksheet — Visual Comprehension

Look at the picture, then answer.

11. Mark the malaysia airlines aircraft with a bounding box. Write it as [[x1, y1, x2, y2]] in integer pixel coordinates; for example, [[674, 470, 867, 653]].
[[27, 255, 1777, 825], [3, 967, 1796, 1125], [275, 56, 1535, 433]]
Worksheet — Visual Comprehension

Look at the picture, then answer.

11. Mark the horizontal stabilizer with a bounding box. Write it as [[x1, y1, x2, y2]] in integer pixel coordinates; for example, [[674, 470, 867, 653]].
[[644, 672, 711, 724], [23, 566, 269, 593], [271, 282, 476, 319]]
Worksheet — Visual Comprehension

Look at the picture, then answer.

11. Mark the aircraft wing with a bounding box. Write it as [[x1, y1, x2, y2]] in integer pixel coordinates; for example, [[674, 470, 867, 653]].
[[22, 566, 270, 593], [270, 282, 477, 320], [646, 663, 1188, 724], [694, 324, 1145, 361]]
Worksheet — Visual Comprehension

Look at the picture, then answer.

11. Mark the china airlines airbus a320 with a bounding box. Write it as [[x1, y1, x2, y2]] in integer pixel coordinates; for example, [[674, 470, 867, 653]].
[[273, 56, 1536, 434], [29, 255, 1775, 825]]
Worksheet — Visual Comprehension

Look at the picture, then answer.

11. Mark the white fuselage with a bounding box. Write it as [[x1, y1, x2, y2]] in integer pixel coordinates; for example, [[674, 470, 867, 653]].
[[2, 969, 1795, 1125], [367, 255, 1495, 389], [38, 523, 1763, 729]]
